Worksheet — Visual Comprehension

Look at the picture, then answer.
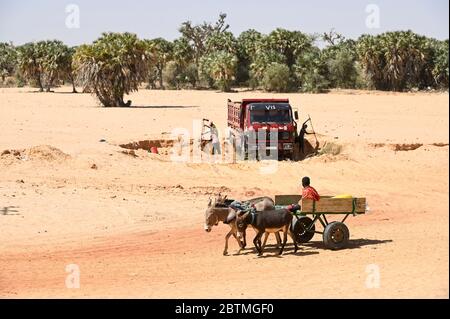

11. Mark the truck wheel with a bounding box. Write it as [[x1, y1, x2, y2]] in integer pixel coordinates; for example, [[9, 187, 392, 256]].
[[228, 133, 235, 149], [291, 216, 315, 243], [288, 151, 295, 161], [293, 146, 300, 161], [228, 134, 238, 157], [323, 222, 350, 250]]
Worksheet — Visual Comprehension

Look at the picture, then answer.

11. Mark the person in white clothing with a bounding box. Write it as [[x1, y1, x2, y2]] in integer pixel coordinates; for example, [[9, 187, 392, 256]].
[[209, 122, 221, 155]]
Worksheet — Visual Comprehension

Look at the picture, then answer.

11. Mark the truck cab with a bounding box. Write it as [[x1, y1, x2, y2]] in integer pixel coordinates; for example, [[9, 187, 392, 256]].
[[227, 98, 299, 160]]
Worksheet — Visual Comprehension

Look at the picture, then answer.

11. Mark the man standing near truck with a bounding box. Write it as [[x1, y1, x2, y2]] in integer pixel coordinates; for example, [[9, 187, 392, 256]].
[[299, 120, 315, 154], [204, 122, 221, 155]]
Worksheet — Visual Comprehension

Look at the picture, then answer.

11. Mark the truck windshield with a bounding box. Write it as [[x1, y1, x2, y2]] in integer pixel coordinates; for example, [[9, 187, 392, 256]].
[[250, 108, 291, 124]]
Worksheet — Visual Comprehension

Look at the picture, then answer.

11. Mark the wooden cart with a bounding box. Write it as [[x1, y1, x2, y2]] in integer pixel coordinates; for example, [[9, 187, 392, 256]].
[[275, 195, 367, 250]]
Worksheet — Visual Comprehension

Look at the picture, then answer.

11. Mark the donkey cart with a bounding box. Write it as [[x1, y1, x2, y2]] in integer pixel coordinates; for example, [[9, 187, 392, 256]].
[[275, 195, 368, 250]]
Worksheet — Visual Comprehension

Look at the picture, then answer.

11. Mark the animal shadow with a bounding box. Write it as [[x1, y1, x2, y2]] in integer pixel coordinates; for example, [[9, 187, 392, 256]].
[[237, 243, 319, 258]]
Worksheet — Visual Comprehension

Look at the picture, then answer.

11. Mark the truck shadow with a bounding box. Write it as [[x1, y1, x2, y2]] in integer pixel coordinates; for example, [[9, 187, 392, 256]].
[[88, 105, 200, 109], [1, 206, 20, 216], [130, 105, 200, 109], [249, 139, 318, 162]]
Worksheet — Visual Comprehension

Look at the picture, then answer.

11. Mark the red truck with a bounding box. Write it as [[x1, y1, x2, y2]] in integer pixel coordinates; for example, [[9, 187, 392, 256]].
[[227, 98, 299, 160]]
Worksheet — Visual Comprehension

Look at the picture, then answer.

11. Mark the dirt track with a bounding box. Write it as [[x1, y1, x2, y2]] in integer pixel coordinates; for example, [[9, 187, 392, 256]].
[[0, 87, 448, 298]]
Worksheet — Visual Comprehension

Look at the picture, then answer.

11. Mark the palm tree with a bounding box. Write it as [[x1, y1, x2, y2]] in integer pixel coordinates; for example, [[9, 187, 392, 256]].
[[357, 31, 436, 91], [16, 42, 45, 91], [357, 34, 388, 90], [205, 31, 236, 54], [73, 32, 148, 107], [250, 28, 315, 90], [172, 37, 194, 69], [0, 42, 17, 82], [39, 40, 72, 92], [264, 29, 313, 69], [16, 40, 71, 92], [199, 31, 237, 89], [431, 39, 449, 88], [250, 48, 285, 87], [200, 51, 237, 92], [236, 29, 263, 84], [65, 47, 78, 93], [143, 38, 173, 89]]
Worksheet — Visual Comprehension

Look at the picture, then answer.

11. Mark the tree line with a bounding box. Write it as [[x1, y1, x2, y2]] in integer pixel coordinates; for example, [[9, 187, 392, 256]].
[[0, 14, 448, 107]]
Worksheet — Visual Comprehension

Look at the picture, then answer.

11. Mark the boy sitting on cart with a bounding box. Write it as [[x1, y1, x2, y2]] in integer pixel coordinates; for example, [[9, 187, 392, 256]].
[[287, 176, 320, 212], [301, 176, 320, 201]]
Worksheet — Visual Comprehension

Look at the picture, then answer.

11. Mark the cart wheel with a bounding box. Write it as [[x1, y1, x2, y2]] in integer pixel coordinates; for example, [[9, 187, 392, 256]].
[[291, 216, 315, 243], [323, 222, 350, 250]]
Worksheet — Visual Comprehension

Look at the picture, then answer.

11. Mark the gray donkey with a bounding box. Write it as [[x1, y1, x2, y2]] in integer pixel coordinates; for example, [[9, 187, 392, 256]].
[[204, 195, 278, 255]]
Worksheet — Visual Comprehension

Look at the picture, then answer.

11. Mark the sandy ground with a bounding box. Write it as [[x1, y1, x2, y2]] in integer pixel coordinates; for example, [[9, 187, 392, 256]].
[[0, 87, 448, 298]]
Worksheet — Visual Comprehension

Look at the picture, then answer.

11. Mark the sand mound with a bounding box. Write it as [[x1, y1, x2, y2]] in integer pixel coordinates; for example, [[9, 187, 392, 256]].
[[0, 145, 70, 162], [317, 141, 343, 156]]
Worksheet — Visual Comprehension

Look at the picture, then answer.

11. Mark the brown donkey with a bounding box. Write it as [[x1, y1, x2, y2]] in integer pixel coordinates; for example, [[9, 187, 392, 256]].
[[204, 195, 276, 255], [235, 207, 299, 256]]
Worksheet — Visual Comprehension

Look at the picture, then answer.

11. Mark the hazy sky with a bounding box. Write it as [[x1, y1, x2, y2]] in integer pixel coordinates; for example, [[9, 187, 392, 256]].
[[0, 0, 448, 46]]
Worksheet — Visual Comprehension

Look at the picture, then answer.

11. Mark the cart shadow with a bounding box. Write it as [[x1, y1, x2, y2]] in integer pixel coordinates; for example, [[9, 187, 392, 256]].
[[303, 238, 393, 250], [257, 250, 319, 259]]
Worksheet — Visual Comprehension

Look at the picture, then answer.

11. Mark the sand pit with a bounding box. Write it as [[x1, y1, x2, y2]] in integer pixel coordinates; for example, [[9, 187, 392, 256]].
[[118, 140, 196, 161], [0, 87, 448, 298], [119, 139, 176, 152], [117, 136, 320, 162]]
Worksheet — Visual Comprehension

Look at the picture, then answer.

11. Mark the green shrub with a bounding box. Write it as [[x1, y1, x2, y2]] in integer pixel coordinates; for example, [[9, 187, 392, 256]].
[[163, 61, 198, 89], [262, 63, 290, 92]]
